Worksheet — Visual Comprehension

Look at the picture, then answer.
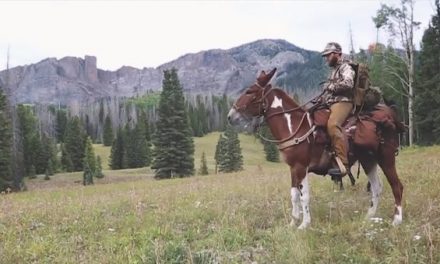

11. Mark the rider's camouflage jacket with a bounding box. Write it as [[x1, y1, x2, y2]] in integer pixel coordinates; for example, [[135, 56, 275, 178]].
[[323, 59, 355, 104]]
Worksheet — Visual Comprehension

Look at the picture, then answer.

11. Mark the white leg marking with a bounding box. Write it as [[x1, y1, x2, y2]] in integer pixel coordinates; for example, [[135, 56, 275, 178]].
[[290, 187, 301, 226], [298, 174, 311, 229], [284, 113, 293, 134], [366, 164, 382, 219], [392, 205, 403, 226]]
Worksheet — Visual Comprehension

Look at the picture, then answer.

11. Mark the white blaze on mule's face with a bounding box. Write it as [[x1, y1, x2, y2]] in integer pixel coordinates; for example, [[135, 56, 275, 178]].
[[270, 96, 293, 134], [227, 108, 240, 124]]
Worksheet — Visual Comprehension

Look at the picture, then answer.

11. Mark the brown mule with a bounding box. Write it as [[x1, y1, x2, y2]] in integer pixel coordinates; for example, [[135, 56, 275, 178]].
[[228, 68, 404, 229]]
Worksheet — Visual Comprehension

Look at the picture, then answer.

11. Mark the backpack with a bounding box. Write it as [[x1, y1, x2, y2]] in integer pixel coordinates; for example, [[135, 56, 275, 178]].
[[350, 62, 384, 109], [349, 62, 371, 107]]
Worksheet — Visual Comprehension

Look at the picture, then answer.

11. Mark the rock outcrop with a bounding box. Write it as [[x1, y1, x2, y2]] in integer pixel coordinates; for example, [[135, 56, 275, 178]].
[[0, 39, 327, 104]]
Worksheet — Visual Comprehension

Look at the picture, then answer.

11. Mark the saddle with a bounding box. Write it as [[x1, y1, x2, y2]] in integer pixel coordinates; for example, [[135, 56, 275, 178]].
[[311, 104, 405, 151]]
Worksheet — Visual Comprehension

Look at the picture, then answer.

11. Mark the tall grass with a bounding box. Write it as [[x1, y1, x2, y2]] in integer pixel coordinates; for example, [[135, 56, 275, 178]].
[[0, 134, 439, 263]]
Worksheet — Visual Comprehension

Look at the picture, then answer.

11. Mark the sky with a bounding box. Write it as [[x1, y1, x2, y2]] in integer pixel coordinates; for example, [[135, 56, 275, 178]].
[[0, 0, 436, 71]]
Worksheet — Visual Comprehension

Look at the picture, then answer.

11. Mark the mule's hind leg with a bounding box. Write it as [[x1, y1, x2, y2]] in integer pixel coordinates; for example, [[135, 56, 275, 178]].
[[361, 161, 382, 219], [378, 146, 404, 226]]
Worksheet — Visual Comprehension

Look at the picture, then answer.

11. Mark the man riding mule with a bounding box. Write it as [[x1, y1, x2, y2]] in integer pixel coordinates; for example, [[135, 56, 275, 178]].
[[227, 67, 404, 229], [320, 42, 355, 177]]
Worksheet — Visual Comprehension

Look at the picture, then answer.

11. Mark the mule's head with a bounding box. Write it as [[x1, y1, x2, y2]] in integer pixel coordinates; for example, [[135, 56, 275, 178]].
[[228, 68, 277, 127]]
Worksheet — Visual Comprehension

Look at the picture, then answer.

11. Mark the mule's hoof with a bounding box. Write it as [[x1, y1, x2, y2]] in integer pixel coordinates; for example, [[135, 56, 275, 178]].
[[367, 217, 383, 224], [297, 222, 310, 230], [392, 216, 402, 226], [289, 220, 296, 227], [366, 209, 376, 219]]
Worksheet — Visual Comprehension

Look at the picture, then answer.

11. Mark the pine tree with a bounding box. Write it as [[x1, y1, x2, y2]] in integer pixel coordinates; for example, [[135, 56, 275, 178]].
[[34, 134, 52, 174], [17, 104, 39, 176], [222, 126, 243, 172], [139, 111, 152, 166], [109, 128, 125, 170], [214, 134, 227, 174], [55, 109, 68, 142], [95, 155, 104, 178], [260, 126, 280, 162], [29, 165, 36, 179], [44, 169, 50, 181], [0, 87, 13, 192], [48, 138, 60, 174], [47, 159, 54, 176], [126, 120, 149, 168], [64, 116, 85, 171], [199, 152, 209, 175], [414, 0, 440, 144], [218, 126, 243, 173], [83, 136, 96, 177], [215, 94, 230, 131], [82, 162, 94, 186], [61, 143, 74, 172], [102, 114, 113, 146], [152, 69, 194, 178]]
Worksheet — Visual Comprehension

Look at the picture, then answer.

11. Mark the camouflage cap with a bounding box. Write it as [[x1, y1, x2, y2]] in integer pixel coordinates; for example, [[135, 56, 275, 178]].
[[321, 42, 342, 56]]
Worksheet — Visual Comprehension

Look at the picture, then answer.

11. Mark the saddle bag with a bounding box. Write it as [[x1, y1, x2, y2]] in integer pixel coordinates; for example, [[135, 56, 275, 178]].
[[354, 118, 379, 151]]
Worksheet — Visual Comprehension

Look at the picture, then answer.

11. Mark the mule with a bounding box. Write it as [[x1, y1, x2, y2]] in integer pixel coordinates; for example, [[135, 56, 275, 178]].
[[227, 68, 404, 229]]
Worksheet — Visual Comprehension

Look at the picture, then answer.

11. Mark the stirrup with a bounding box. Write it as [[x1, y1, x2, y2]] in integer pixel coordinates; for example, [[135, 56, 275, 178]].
[[328, 156, 347, 177]]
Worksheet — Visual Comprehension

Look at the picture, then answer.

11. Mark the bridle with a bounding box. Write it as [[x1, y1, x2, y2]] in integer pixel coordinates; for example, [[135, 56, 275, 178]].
[[233, 83, 319, 149], [232, 82, 271, 118]]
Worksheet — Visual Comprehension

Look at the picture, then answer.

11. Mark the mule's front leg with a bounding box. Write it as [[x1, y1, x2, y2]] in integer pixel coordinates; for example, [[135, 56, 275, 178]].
[[290, 187, 301, 226], [298, 173, 311, 229], [290, 165, 310, 229]]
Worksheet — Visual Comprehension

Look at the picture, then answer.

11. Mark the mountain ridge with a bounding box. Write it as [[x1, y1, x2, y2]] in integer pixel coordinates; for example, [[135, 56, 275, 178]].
[[0, 39, 327, 104]]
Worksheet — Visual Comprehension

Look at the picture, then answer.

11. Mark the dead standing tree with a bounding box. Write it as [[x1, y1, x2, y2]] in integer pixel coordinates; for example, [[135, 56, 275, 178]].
[[373, 0, 420, 145]]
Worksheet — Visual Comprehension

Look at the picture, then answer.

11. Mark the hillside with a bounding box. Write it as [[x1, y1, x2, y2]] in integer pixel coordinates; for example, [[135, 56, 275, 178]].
[[0, 39, 326, 105], [1, 134, 439, 263]]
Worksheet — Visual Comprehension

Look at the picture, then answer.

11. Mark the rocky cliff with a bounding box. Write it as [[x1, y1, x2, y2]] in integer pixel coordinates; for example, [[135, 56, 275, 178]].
[[0, 39, 327, 104]]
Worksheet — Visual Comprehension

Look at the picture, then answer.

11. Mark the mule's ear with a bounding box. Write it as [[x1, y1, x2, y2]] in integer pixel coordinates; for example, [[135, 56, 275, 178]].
[[257, 70, 266, 79], [267, 68, 277, 81], [257, 68, 277, 86]]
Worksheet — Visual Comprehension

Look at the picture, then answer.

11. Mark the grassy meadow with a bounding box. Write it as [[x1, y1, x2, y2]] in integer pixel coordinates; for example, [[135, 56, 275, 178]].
[[1, 132, 439, 263]]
